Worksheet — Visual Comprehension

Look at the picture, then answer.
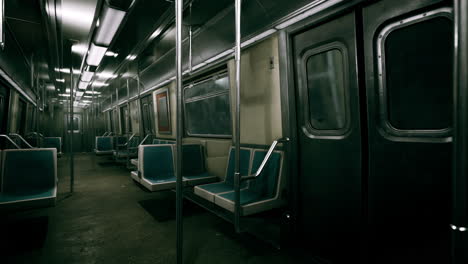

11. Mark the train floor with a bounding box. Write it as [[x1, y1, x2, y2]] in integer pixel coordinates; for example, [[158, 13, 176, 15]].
[[1, 153, 312, 264]]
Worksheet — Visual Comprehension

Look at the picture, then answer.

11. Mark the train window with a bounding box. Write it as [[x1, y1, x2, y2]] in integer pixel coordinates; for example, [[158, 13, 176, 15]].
[[184, 74, 231, 137], [304, 45, 347, 132], [378, 9, 453, 137]]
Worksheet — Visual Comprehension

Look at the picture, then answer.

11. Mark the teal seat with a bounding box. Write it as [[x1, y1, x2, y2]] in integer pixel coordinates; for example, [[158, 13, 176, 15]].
[[152, 139, 160, 144], [95, 137, 114, 155], [113, 136, 140, 161], [182, 144, 218, 185], [214, 149, 284, 216], [194, 147, 251, 202], [136, 145, 177, 191], [43, 137, 62, 156], [0, 148, 57, 209]]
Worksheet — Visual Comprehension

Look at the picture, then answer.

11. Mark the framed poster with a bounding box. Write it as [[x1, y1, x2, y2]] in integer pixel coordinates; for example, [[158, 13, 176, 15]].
[[155, 88, 171, 134]]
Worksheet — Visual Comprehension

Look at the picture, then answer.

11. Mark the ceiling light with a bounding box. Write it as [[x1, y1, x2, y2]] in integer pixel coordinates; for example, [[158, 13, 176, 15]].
[[78, 81, 89, 90], [86, 43, 108, 66], [94, 5, 126, 46], [71, 44, 88, 55], [59, 94, 70, 97], [56, 79, 65, 83], [126, 54, 137, 61], [83, 95, 93, 98], [81, 71, 94, 82], [86, 91, 101, 95], [92, 81, 109, 87], [97, 72, 117, 79], [82, 100, 92, 103], [105, 51, 119, 57], [76, 91, 84, 97]]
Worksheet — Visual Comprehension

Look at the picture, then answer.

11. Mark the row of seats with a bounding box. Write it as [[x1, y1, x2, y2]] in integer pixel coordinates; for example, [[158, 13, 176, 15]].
[[131, 143, 284, 216], [194, 147, 284, 216], [0, 148, 57, 210], [131, 144, 217, 191]]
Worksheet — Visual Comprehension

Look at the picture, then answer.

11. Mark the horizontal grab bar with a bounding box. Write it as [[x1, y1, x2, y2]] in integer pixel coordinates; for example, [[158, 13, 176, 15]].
[[242, 137, 289, 181]]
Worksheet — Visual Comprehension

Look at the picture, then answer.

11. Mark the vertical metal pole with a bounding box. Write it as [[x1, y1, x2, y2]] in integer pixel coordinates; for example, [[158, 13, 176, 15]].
[[92, 85, 96, 147], [188, 2, 193, 74], [136, 74, 144, 136], [69, 50, 74, 193], [233, 0, 242, 233], [452, 1, 468, 263], [175, 0, 184, 263]]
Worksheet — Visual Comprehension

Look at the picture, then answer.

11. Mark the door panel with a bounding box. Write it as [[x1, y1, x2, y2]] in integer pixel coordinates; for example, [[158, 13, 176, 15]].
[[363, 0, 452, 263], [292, 11, 362, 261], [141, 95, 155, 135]]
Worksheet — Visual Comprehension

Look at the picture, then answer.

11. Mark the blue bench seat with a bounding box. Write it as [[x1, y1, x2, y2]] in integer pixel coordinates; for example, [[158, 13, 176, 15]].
[[134, 145, 177, 191], [43, 137, 62, 157], [94, 136, 114, 155], [214, 149, 284, 216], [194, 147, 251, 202], [182, 144, 218, 185], [0, 148, 57, 210]]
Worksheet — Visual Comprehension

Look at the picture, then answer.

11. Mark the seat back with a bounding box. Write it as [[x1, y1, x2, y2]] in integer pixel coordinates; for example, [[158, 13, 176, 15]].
[[152, 139, 160, 144], [249, 150, 283, 199], [115, 136, 128, 145], [96, 136, 113, 151], [140, 145, 175, 181], [182, 144, 205, 176], [43, 137, 62, 153], [128, 136, 140, 148], [224, 147, 252, 185], [1, 148, 57, 195]]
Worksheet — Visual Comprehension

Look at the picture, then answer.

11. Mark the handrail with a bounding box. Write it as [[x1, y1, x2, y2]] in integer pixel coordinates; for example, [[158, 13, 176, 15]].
[[139, 134, 153, 146], [121, 133, 136, 147], [242, 137, 290, 181], [102, 132, 109, 136], [8, 133, 34, 148], [0, 134, 20, 149]]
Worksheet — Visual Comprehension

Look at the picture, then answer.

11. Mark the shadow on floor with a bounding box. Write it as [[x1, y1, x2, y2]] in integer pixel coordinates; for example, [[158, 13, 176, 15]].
[[0, 216, 49, 256], [138, 191, 204, 222]]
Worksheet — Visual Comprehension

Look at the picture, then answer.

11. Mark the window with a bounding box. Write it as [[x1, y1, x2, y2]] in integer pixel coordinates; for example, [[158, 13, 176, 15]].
[[306, 48, 347, 131], [184, 74, 232, 137], [378, 9, 453, 138]]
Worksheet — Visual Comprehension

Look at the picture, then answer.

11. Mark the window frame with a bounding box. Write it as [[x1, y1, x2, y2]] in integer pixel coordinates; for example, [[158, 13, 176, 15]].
[[183, 72, 232, 138], [299, 41, 351, 138], [376, 7, 453, 140]]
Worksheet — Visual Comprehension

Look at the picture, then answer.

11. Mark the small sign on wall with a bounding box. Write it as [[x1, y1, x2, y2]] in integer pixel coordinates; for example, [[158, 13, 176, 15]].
[[155, 88, 171, 134]]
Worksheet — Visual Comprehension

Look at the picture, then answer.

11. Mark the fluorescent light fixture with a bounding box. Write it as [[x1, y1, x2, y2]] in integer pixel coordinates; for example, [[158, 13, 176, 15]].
[[82, 100, 92, 103], [94, 5, 126, 46], [86, 91, 101, 95], [46, 84, 55, 91], [105, 51, 119, 57], [83, 95, 93, 98], [59, 94, 70, 97], [86, 43, 108, 66], [92, 81, 109, 87], [76, 91, 84, 97], [78, 81, 89, 90], [126, 54, 137, 61], [81, 71, 94, 82], [96, 71, 117, 79], [71, 44, 88, 55], [56, 79, 65, 83]]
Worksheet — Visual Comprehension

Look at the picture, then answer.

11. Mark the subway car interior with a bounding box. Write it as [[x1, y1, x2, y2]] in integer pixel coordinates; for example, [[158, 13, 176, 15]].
[[0, 0, 467, 263]]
